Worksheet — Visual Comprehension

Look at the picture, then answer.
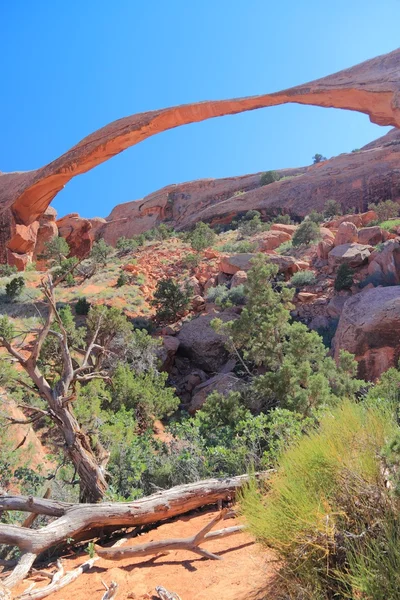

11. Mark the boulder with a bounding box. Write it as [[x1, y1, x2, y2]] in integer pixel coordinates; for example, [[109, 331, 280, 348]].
[[57, 213, 93, 258], [361, 210, 378, 226], [230, 270, 248, 288], [177, 310, 237, 372], [270, 223, 297, 235], [186, 276, 202, 296], [333, 286, 400, 380], [189, 372, 240, 414], [320, 227, 335, 242], [326, 294, 350, 318], [7, 222, 39, 254], [34, 207, 58, 260], [219, 254, 255, 274], [328, 243, 371, 268], [334, 222, 358, 246], [317, 239, 334, 260], [158, 336, 180, 372], [357, 226, 383, 246], [367, 239, 400, 284], [6, 249, 31, 271], [256, 230, 292, 252]]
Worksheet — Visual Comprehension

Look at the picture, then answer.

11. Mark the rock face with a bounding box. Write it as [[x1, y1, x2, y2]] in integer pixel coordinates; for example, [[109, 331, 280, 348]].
[[333, 286, 400, 380], [56, 213, 94, 258], [177, 311, 237, 373], [367, 239, 400, 284], [1, 48, 400, 264], [34, 207, 58, 261], [328, 243, 372, 268]]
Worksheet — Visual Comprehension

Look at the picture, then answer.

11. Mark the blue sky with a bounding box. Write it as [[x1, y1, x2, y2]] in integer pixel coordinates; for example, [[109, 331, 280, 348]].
[[0, 1, 399, 219]]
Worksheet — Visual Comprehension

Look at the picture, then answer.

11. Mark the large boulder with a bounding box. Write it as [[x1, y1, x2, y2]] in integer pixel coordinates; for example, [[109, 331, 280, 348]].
[[256, 230, 292, 252], [328, 243, 371, 268], [367, 240, 400, 284], [7, 222, 39, 254], [334, 222, 358, 246], [230, 270, 248, 288], [333, 286, 400, 380], [317, 238, 334, 260], [189, 372, 240, 414], [270, 223, 297, 235], [357, 225, 383, 246], [57, 213, 93, 258], [219, 253, 298, 277], [158, 336, 180, 372], [177, 311, 237, 373]]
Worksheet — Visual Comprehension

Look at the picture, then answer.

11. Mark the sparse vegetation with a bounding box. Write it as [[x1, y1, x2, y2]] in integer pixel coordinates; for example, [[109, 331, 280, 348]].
[[189, 221, 217, 252], [75, 296, 91, 315], [5, 276, 25, 300], [323, 198, 342, 219], [368, 199, 400, 222], [206, 284, 246, 308], [0, 264, 18, 277], [312, 153, 327, 163]]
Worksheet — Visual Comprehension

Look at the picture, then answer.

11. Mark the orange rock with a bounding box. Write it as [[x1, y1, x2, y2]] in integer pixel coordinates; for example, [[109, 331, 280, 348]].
[[7, 222, 39, 254], [270, 223, 297, 235], [257, 230, 292, 252], [334, 222, 358, 246]]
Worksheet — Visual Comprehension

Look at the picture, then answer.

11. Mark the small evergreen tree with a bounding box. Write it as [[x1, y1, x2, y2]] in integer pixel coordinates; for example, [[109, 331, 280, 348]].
[[323, 199, 341, 219], [292, 220, 320, 247], [260, 171, 280, 186], [151, 278, 192, 322], [189, 222, 216, 252], [368, 199, 399, 222], [5, 276, 25, 300], [334, 263, 354, 291], [90, 239, 114, 266], [42, 236, 70, 265], [312, 153, 327, 164]]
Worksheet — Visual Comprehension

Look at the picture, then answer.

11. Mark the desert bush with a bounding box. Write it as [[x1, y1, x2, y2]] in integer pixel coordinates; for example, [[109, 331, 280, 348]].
[[189, 222, 216, 252], [292, 220, 320, 247], [271, 213, 292, 224], [116, 271, 129, 287], [5, 276, 25, 300], [182, 253, 201, 269], [219, 240, 257, 253], [0, 265, 18, 278], [312, 153, 327, 164], [151, 278, 192, 322], [206, 284, 246, 308], [275, 240, 293, 255], [241, 400, 398, 599], [260, 171, 280, 186], [290, 270, 316, 287], [369, 199, 400, 222], [334, 263, 354, 291], [42, 236, 70, 265], [323, 199, 341, 219], [90, 239, 114, 266], [75, 296, 91, 315], [53, 257, 78, 285], [379, 217, 400, 231], [238, 215, 263, 237], [308, 210, 324, 224], [116, 237, 138, 255]]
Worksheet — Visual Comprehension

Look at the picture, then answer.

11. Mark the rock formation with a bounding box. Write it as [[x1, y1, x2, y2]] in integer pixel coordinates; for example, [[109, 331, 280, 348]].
[[1, 48, 400, 266], [333, 286, 400, 380]]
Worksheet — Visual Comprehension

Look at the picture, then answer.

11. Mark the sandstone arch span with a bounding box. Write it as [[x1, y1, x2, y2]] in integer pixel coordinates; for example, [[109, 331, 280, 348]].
[[0, 47, 399, 264]]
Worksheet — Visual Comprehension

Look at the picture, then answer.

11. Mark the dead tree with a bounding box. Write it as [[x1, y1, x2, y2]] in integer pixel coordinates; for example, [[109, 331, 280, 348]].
[[0, 473, 270, 591], [0, 275, 115, 502]]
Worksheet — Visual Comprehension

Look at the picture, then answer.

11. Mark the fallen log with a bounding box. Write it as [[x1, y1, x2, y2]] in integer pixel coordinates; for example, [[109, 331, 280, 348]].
[[0, 472, 271, 591], [95, 509, 245, 562]]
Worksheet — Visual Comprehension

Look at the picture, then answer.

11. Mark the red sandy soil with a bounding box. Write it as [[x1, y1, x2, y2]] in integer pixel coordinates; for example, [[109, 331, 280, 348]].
[[15, 510, 277, 600]]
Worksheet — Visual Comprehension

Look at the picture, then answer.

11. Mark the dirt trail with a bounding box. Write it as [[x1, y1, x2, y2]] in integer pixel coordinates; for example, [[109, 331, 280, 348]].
[[16, 510, 276, 600]]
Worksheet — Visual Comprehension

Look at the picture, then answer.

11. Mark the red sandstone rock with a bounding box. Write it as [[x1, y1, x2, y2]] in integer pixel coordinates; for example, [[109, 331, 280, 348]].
[[358, 226, 383, 246], [334, 222, 358, 246], [333, 286, 400, 380], [34, 206, 58, 260], [7, 249, 31, 271], [270, 223, 297, 235], [328, 243, 372, 268], [361, 210, 378, 225], [367, 239, 400, 284], [256, 230, 292, 251], [317, 239, 334, 259], [57, 213, 93, 258], [230, 270, 248, 288]]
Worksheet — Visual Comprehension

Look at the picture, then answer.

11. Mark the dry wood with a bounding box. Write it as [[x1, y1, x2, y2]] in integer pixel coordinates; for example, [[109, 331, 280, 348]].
[[101, 580, 118, 600], [0, 473, 269, 592], [155, 587, 181, 600], [21, 489, 51, 530], [94, 509, 245, 562]]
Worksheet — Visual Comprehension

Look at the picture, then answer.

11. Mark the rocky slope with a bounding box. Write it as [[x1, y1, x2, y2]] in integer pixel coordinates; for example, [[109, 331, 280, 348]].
[[1, 48, 400, 266]]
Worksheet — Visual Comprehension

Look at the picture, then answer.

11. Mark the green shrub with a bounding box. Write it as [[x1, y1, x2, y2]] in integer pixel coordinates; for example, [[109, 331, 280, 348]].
[[334, 263, 354, 291], [275, 240, 293, 255], [241, 400, 398, 598], [42, 236, 70, 265], [220, 240, 257, 253], [369, 199, 400, 222], [260, 171, 280, 186], [53, 257, 78, 284], [290, 270, 316, 287], [75, 297, 91, 315], [271, 213, 291, 224], [151, 278, 192, 323], [189, 222, 216, 252], [0, 265, 18, 278], [308, 210, 324, 224], [182, 253, 201, 269], [116, 237, 138, 254], [323, 199, 341, 219], [5, 276, 25, 300], [116, 271, 129, 287], [206, 284, 246, 308], [292, 220, 320, 247], [312, 153, 327, 164], [379, 218, 400, 231], [90, 239, 114, 266]]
